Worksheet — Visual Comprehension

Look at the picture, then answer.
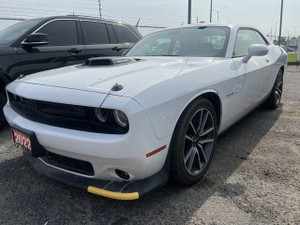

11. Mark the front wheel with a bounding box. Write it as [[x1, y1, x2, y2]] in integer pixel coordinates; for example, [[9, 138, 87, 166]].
[[170, 98, 218, 185], [264, 69, 283, 109], [0, 92, 7, 129]]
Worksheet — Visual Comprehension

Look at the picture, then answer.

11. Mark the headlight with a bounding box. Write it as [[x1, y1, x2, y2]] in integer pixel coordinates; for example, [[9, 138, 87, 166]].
[[93, 108, 129, 131], [94, 108, 108, 122], [113, 110, 128, 127]]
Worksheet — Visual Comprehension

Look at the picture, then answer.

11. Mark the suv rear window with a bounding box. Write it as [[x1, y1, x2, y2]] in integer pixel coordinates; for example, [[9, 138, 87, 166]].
[[38, 20, 78, 46], [113, 25, 139, 43], [82, 21, 110, 44]]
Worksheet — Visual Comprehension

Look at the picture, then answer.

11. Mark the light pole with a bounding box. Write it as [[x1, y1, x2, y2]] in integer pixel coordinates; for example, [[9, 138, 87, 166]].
[[274, 21, 278, 43], [210, 0, 213, 22], [278, 0, 283, 46], [213, 7, 226, 23], [188, 0, 192, 24], [98, 0, 102, 18]]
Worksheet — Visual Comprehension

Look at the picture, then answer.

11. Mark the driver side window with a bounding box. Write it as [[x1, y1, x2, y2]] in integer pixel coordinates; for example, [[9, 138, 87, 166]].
[[234, 29, 267, 56], [37, 20, 78, 46]]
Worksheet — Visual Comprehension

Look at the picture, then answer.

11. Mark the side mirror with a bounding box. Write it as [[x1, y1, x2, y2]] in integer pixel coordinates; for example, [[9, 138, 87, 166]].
[[21, 33, 50, 47], [242, 44, 269, 63]]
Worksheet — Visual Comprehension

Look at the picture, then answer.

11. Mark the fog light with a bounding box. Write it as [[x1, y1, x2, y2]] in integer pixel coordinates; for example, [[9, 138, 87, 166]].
[[115, 169, 130, 180]]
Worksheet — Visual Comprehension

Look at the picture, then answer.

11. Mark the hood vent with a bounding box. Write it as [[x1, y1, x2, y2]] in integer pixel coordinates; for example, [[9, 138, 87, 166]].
[[84, 57, 137, 66]]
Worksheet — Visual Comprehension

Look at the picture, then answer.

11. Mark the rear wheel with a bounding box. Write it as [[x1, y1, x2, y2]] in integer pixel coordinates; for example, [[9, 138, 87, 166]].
[[264, 69, 283, 109], [170, 98, 218, 185], [0, 92, 7, 129]]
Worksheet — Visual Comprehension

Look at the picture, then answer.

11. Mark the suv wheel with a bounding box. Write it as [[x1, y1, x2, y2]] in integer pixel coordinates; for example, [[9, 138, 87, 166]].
[[0, 92, 7, 129]]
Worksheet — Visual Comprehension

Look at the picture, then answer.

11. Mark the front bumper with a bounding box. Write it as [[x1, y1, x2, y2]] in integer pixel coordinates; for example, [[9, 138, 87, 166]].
[[4, 102, 172, 199], [4, 104, 170, 180], [25, 153, 169, 200]]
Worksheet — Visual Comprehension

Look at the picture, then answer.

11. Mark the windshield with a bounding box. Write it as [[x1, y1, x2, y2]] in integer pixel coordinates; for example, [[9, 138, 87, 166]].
[[0, 19, 42, 46], [127, 26, 230, 57]]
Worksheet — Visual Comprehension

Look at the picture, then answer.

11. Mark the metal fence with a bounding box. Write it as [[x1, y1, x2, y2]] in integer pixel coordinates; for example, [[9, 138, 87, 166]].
[[0, 17, 25, 31]]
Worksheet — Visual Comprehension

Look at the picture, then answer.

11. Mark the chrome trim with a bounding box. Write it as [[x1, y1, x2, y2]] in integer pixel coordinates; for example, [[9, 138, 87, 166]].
[[33, 18, 79, 34], [21, 41, 49, 46]]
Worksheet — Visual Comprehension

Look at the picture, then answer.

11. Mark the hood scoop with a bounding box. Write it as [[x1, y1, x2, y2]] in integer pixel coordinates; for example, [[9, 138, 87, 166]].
[[84, 57, 138, 67]]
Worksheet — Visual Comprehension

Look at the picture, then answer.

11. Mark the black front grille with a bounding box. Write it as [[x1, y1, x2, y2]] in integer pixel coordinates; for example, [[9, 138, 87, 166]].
[[7, 92, 128, 134], [42, 152, 94, 176], [38, 101, 88, 119]]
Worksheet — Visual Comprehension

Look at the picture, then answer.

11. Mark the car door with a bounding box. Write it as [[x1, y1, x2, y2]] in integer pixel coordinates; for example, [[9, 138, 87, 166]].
[[17, 20, 85, 76], [80, 21, 124, 58], [232, 28, 270, 116], [112, 24, 140, 54]]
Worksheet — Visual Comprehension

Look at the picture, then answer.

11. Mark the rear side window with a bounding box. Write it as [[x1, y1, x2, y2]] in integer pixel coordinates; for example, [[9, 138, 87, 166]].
[[38, 20, 78, 46], [82, 21, 110, 44], [113, 25, 139, 43]]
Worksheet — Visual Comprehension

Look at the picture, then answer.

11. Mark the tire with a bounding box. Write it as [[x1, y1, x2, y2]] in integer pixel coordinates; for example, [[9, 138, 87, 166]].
[[0, 92, 7, 129], [263, 69, 283, 109], [170, 98, 218, 185]]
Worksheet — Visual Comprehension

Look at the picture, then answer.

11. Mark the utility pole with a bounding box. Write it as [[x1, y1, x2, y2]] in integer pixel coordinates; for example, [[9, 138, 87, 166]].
[[213, 7, 225, 23], [98, 0, 102, 18], [287, 30, 290, 47], [210, 0, 213, 22], [278, 0, 283, 45], [188, 0, 192, 24], [270, 28, 272, 42]]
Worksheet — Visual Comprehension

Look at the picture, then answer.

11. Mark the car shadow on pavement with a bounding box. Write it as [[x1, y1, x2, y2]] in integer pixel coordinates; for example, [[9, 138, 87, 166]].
[[0, 106, 282, 225]]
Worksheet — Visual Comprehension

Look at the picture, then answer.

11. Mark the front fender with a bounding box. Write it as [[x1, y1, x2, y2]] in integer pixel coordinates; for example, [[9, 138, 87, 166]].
[[137, 88, 223, 140]]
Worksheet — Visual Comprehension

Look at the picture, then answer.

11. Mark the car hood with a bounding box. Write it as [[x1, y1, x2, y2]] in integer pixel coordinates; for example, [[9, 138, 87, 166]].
[[18, 56, 215, 96]]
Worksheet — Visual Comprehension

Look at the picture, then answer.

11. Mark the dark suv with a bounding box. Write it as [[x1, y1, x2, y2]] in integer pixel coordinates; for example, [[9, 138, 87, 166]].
[[0, 15, 142, 128]]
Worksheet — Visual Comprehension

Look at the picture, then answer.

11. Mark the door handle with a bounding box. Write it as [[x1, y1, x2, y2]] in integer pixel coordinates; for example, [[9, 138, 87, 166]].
[[265, 58, 270, 63], [112, 46, 122, 51], [67, 48, 82, 54]]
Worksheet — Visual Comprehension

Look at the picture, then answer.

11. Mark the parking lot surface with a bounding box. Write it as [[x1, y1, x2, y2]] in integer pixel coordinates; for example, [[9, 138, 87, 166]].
[[0, 66, 299, 225]]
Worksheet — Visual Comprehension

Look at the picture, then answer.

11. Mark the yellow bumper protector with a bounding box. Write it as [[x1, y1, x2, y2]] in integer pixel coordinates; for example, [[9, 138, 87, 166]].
[[87, 186, 139, 200]]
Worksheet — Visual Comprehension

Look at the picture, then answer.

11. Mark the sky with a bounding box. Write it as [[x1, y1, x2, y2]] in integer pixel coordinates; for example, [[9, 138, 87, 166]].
[[0, 0, 300, 38]]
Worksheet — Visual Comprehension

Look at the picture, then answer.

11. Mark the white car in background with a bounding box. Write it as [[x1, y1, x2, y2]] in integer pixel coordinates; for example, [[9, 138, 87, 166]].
[[4, 24, 287, 200]]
